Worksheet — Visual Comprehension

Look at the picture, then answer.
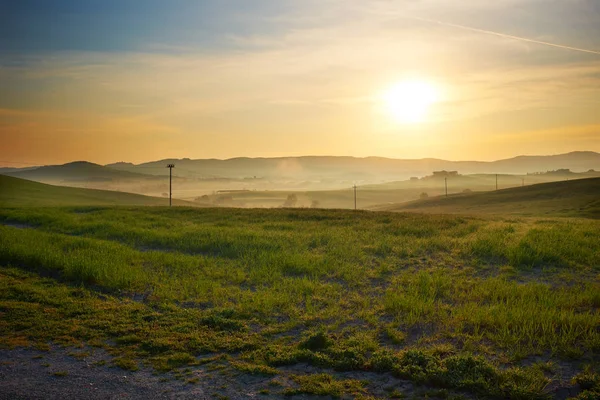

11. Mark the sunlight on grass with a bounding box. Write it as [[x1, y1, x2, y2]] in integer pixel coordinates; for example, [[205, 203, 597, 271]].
[[0, 206, 598, 398]]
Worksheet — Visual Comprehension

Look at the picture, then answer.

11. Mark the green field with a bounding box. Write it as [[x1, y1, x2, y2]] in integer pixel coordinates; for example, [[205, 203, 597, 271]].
[[0, 175, 195, 207], [372, 178, 600, 219], [1, 202, 599, 399], [191, 173, 600, 210]]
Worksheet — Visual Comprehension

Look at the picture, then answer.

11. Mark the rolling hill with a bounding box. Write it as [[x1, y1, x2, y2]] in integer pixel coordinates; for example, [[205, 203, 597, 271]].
[[5, 161, 155, 183], [106, 151, 600, 181], [0, 175, 194, 207], [370, 177, 600, 218]]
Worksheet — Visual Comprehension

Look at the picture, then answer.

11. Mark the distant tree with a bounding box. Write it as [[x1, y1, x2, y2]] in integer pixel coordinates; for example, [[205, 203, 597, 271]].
[[195, 195, 210, 202], [162, 192, 168, 197], [419, 192, 429, 200], [462, 189, 472, 194], [310, 200, 320, 208], [283, 194, 298, 207]]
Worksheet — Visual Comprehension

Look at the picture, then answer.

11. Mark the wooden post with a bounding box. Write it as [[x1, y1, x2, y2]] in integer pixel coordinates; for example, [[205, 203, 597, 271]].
[[445, 177, 448, 197], [166, 164, 175, 206]]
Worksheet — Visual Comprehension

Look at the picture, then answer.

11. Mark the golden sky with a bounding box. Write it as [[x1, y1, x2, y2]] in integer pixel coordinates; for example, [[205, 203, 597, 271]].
[[1, 0, 599, 166]]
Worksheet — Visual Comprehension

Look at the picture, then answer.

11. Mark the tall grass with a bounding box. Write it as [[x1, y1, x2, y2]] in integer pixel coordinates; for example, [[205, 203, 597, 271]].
[[0, 206, 598, 398]]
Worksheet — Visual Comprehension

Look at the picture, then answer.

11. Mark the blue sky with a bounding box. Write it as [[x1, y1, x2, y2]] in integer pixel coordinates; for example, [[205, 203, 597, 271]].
[[1, 0, 599, 165], [3, 0, 598, 50], [1, 0, 294, 52]]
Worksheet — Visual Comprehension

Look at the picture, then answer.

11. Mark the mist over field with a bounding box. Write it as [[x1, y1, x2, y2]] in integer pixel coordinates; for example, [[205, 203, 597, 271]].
[[2, 0, 600, 399], [2, 151, 600, 210]]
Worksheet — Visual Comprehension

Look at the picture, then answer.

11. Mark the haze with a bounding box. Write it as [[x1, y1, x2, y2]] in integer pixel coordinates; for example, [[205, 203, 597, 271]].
[[3, 3, 600, 397], [2, 0, 600, 167]]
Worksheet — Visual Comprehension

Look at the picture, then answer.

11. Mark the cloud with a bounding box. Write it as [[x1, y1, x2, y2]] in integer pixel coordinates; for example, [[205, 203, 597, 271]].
[[404, 16, 600, 55], [1, 0, 599, 163]]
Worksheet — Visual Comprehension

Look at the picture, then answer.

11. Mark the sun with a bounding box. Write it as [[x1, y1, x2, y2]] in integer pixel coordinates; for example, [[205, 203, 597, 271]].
[[382, 80, 439, 124]]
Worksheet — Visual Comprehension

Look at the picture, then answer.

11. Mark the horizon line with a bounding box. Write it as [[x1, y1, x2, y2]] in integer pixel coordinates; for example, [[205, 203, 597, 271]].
[[0, 150, 598, 169]]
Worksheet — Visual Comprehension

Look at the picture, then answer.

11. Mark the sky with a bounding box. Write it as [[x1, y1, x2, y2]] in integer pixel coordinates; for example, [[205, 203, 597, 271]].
[[1, 0, 599, 166]]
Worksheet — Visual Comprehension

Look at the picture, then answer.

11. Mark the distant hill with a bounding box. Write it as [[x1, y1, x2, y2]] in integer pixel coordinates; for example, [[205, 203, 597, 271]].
[[106, 152, 600, 181], [5, 161, 154, 183], [370, 177, 600, 218], [0, 175, 194, 207], [0, 166, 38, 174], [488, 151, 600, 173]]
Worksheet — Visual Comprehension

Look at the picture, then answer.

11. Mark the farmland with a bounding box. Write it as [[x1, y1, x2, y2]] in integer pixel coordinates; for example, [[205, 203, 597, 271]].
[[371, 178, 600, 219], [1, 202, 599, 399]]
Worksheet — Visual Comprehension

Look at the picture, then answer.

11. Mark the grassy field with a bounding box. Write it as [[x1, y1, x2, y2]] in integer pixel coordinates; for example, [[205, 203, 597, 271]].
[[0, 175, 196, 207], [371, 178, 600, 219], [191, 173, 600, 210], [1, 204, 599, 399]]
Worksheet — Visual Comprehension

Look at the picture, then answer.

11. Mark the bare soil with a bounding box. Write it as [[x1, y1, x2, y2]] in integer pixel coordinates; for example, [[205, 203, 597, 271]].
[[0, 346, 274, 399]]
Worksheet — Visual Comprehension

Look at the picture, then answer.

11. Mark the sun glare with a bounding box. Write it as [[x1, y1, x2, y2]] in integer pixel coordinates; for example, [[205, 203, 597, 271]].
[[382, 80, 439, 124]]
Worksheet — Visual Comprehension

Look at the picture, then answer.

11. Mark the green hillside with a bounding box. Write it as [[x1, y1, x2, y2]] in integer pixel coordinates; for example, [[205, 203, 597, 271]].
[[371, 177, 600, 218], [0, 175, 193, 207]]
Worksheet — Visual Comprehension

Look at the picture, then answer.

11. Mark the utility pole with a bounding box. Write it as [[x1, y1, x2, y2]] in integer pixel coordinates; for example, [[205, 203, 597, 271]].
[[445, 177, 448, 197], [495, 174, 498, 191], [353, 184, 357, 210], [522, 178, 524, 187], [166, 164, 175, 206]]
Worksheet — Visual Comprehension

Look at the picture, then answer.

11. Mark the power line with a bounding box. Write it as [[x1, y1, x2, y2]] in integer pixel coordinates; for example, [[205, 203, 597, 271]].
[[445, 177, 448, 197], [0, 159, 210, 177], [166, 164, 175, 207]]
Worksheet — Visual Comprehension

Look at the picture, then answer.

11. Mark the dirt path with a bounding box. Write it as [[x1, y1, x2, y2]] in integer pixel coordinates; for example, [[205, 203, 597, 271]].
[[0, 345, 426, 399], [0, 346, 278, 400]]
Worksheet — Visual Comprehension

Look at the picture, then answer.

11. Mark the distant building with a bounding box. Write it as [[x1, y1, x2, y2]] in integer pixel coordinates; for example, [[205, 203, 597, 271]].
[[529, 169, 572, 175], [432, 170, 458, 177]]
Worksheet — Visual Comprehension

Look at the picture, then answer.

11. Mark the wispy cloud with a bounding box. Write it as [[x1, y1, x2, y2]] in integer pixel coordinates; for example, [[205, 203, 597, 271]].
[[404, 15, 600, 55], [1, 0, 599, 163]]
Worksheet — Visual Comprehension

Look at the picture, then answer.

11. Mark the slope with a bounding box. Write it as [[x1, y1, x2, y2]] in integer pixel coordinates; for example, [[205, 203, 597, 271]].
[[6, 161, 155, 183], [107, 151, 600, 180], [0, 175, 194, 207], [371, 177, 600, 218]]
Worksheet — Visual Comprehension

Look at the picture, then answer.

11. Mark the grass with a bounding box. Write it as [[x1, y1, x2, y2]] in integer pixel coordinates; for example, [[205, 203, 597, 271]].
[[372, 177, 600, 218], [0, 206, 599, 398], [193, 172, 600, 210], [283, 373, 366, 397], [0, 175, 196, 207]]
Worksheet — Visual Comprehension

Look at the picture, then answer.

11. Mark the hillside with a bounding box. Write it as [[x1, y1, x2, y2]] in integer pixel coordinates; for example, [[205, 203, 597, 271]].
[[5, 161, 155, 183], [106, 151, 600, 181], [370, 177, 600, 218], [0, 175, 194, 207]]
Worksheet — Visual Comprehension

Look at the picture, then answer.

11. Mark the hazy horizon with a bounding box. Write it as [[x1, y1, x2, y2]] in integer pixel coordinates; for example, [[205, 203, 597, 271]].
[[2, 4, 600, 394], [2, 1, 600, 166], [2, 149, 600, 169]]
